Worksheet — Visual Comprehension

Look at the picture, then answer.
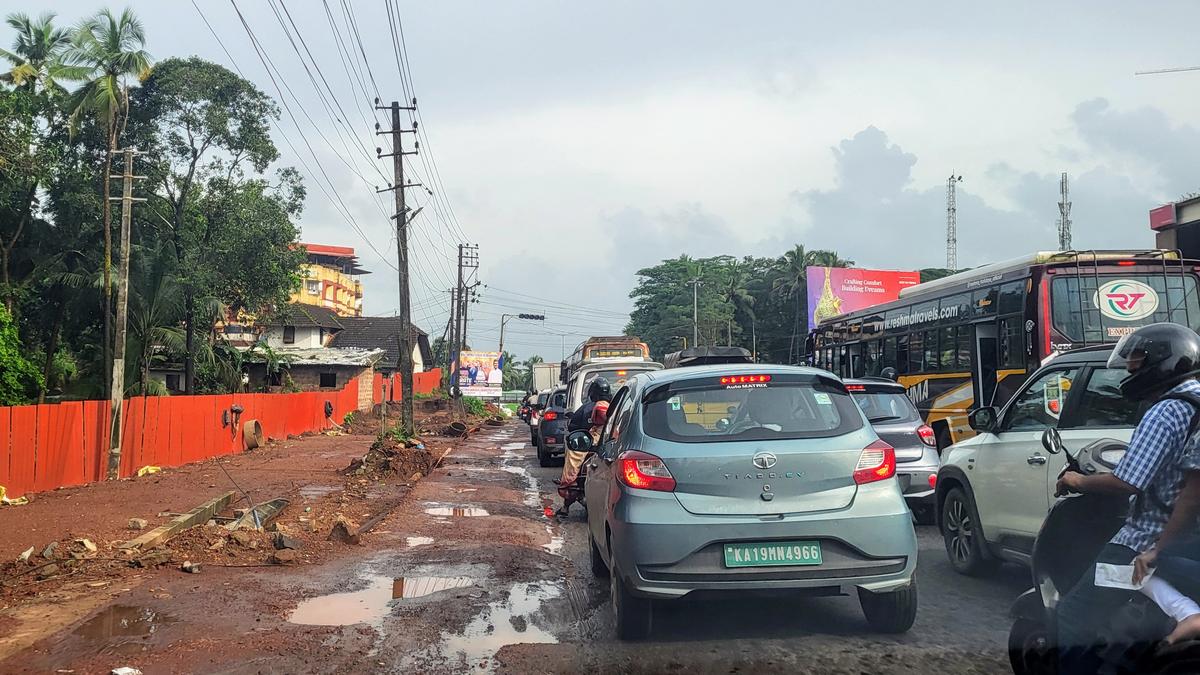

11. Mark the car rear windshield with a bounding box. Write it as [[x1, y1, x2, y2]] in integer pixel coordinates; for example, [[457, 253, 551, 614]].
[[581, 368, 650, 404], [537, 393, 549, 406], [550, 390, 567, 408], [641, 373, 863, 443], [850, 389, 919, 423]]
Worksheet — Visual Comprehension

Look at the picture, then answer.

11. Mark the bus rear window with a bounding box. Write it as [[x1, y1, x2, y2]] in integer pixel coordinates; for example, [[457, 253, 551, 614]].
[[1051, 274, 1200, 342]]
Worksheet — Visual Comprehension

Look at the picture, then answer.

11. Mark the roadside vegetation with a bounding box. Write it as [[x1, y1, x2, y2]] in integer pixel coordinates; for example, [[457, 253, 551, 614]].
[[0, 10, 306, 404]]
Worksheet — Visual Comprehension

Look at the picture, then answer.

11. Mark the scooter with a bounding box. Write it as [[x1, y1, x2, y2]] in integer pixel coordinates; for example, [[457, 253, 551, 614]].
[[554, 430, 592, 516], [1008, 428, 1200, 674]]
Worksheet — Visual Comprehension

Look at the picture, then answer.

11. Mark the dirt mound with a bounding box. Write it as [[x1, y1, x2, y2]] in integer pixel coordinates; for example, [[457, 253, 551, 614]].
[[344, 437, 436, 481]]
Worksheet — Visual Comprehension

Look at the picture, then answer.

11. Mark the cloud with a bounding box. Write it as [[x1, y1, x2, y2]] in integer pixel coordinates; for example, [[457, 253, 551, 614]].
[[1071, 98, 1200, 197]]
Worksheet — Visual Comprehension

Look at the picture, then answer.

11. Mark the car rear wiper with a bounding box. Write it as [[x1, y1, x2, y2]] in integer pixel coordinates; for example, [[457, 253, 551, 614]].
[[867, 415, 903, 423]]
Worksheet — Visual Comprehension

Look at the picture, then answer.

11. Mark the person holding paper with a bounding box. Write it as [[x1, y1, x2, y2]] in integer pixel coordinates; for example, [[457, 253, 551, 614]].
[[1055, 324, 1200, 674]]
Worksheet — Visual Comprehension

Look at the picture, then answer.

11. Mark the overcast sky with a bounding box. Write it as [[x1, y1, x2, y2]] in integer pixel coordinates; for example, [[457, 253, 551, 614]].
[[21, 1, 1200, 361]]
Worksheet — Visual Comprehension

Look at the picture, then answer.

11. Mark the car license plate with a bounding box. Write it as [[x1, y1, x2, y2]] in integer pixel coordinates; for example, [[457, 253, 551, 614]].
[[723, 541, 822, 567]]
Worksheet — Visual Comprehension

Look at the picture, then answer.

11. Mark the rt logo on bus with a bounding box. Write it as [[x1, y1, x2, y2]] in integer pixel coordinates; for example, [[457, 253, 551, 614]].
[[1093, 279, 1159, 321]]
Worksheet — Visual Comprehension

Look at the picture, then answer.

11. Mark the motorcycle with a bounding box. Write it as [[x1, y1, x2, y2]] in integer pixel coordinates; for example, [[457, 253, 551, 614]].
[[1008, 427, 1200, 674], [555, 430, 593, 516]]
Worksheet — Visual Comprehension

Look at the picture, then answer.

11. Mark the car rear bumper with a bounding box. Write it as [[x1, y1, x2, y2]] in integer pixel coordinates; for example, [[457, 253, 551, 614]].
[[896, 450, 938, 506], [608, 481, 917, 600]]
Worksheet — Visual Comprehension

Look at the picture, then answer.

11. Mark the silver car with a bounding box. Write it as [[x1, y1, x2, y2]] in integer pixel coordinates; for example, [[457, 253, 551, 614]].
[[575, 365, 918, 640]]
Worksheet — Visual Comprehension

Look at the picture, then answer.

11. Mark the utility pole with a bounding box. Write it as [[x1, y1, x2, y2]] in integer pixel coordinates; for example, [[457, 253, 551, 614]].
[[946, 174, 962, 271], [106, 148, 144, 480], [689, 278, 701, 347], [449, 244, 478, 397], [1057, 172, 1072, 251], [375, 98, 421, 435]]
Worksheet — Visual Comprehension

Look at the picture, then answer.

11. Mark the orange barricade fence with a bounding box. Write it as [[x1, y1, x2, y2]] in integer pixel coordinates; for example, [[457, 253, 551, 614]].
[[372, 368, 443, 404], [0, 377, 367, 499]]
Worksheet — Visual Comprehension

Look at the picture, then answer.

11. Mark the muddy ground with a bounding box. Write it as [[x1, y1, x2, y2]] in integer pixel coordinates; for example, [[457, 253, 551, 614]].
[[0, 420, 1029, 674]]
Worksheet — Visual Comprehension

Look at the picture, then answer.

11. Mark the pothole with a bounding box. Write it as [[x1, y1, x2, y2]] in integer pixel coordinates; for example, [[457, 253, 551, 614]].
[[437, 581, 562, 671], [73, 605, 176, 655], [289, 575, 478, 627], [424, 506, 490, 517]]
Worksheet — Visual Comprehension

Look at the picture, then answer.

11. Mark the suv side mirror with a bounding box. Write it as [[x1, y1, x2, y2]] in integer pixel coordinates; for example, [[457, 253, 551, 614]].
[[1041, 427, 1065, 455], [566, 430, 593, 452], [968, 406, 998, 433]]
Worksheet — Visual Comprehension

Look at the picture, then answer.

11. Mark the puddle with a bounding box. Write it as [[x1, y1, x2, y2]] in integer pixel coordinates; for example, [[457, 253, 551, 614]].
[[290, 575, 477, 627], [406, 536, 435, 548], [424, 506, 489, 517], [299, 484, 340, 499], [438, 581, 562, 671], [73, 605, 175, 655], [500, 443, 525, 451]]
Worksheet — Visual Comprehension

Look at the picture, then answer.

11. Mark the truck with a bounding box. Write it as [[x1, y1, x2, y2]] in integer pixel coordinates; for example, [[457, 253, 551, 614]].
[[560, 336, 662, 412], [531, 362, 561, 393]]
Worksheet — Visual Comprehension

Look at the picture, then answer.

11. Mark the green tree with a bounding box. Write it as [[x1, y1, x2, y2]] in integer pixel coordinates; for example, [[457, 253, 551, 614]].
[[771, 246, 854, 363], [0, 304, 42, 404], [0, 12, 71, 91], [130, 56, 298, 392], [62, 7, 151, 386]]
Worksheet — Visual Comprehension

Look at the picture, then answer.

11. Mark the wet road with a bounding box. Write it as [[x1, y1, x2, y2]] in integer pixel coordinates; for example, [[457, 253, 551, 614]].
[[502, 427, 1032, 673]]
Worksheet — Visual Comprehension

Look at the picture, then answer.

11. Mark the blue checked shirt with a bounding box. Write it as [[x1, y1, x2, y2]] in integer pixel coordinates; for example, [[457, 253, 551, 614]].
[[1111, 379, 1200, 553]]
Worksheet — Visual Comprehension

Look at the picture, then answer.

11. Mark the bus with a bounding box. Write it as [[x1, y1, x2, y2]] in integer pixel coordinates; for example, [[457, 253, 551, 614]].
[[560, 336, 661, 412], [806, 250, 1200, 449]]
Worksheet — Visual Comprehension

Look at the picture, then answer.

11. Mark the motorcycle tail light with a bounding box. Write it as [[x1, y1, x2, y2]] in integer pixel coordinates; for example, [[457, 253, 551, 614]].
[[618, 450, 676, 492], [853, 440, 896, 485]]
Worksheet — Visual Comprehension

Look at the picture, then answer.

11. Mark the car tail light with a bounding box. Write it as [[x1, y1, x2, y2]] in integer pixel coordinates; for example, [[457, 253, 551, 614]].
[[617, 450, 676, 492], [928, 473, 937, 489], [845, 384, 866, 392], [1117, 261, 1136, 266], [917, 424, 936, 447], [853, 439, 896, 485], [542, 411, 557, 421]]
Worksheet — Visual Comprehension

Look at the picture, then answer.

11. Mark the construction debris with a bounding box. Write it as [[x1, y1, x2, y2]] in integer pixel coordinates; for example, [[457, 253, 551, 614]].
[[111, 667, 143, 675], [127, 518, 148, 530], [269, 549, 297, 564], [328, 516, 360, 545], [181, 561, 202, 574], [135, 550, 173, 568], [76, 538, 97, 554], [41, 542, 57, 560], [120, 492, 235, 552], [17, 546, 33, 563], [224, 498, 289, 532], [271, 533, 301, 551]]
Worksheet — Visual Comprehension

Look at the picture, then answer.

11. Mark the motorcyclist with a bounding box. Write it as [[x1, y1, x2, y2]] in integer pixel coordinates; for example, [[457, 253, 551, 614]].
[[1055, 322, 1200, 674], [1133, 449, 1200, 644], [556, 377, 613, 517]]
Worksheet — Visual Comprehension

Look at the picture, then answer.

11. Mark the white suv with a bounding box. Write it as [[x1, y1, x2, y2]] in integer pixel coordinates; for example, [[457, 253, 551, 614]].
[[936, 346, 1142, 575]]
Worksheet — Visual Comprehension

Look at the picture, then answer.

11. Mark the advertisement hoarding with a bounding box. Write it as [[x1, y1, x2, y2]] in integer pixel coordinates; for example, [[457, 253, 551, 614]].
[[458, 350, 503, 398], [807, 267, 921, 332]]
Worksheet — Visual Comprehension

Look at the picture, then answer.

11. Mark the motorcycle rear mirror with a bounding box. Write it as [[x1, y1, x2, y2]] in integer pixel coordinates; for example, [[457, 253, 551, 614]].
[[566, 430, 593, 452], [1041, 427, 1065, 455]]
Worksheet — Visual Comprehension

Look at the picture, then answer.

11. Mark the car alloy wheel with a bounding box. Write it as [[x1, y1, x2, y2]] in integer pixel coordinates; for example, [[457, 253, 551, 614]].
[[941, 487, 994, 576]]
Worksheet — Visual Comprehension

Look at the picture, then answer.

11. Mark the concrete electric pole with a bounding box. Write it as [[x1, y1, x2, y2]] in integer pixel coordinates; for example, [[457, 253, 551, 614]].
[[106, 148, 145, 480], [376, 98, 421, 435]]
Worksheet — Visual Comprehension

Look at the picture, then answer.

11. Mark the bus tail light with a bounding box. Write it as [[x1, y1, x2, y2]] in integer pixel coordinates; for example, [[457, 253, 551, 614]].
[[917, 424, 937, 447], [853, 440, 896, 485]]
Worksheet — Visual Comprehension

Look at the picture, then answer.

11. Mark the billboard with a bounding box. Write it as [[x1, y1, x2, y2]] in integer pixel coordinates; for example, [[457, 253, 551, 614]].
[[807, 267, 920, 332], [457, 350, 503, 398]]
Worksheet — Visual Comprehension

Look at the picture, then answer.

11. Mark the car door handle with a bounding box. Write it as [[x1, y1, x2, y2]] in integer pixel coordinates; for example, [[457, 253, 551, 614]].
[[1027, 455, 1047, 465]]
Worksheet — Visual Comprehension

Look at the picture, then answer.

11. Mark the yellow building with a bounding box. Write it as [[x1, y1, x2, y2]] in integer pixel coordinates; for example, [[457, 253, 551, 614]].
[[291, 243, 367, 317]]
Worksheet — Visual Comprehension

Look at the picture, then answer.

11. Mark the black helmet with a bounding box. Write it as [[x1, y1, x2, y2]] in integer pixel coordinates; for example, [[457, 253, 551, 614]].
[[1107, 322, 1200, 400], [587, 376, 612, 402]]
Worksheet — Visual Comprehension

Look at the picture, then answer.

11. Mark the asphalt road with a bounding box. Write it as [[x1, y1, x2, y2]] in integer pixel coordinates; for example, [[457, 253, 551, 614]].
[[498, 428, 1033, 674]]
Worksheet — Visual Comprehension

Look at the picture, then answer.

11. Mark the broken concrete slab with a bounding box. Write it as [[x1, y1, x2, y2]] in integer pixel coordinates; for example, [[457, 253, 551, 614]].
[[224, 498, 290, 532], [41, 542, 57, 559], [135, 550, 173, 568], [271, 533, 301, 551], [181, 561, 201, 574], [17, 546, 33, 563], [76, 538, 97, 553], [120, 492, 236, 552], [127, 518, 148, 530]]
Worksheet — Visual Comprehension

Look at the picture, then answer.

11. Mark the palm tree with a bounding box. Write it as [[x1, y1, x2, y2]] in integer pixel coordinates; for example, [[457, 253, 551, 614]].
[[0, 12, 71, 91], [721, 259, 754, 345], [771, 246, 855, 363], [62, 8, 152, 393]]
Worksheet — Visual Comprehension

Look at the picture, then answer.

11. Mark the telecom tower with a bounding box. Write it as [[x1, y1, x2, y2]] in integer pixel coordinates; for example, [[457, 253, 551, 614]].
[[1057, 172, 1072, 251], [946, 174, 962, 270]]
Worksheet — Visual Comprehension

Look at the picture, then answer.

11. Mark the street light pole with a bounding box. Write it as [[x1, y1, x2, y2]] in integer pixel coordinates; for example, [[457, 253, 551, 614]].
[[498, 312, 545, 364]]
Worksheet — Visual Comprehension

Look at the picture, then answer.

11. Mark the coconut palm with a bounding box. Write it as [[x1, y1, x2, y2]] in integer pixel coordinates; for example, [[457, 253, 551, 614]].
[[0, 12, 71, 91], [61, 7, 152, 390], [771, 246, 855, 363], [721, 259, 754, 345]]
